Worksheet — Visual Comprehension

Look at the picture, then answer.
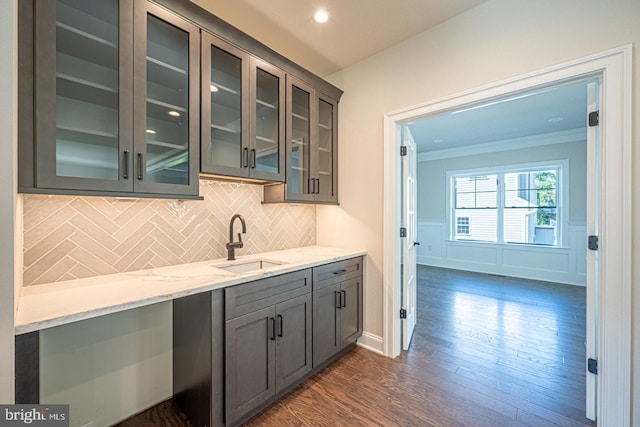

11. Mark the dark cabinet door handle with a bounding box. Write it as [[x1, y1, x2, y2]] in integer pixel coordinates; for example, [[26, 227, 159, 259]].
[[315, 178, 320, 194], [137, 152, 144, 180], [270, 317, 276, 340], [123, 150, 130, 180], [243, 147, 249, 168], [250, 149, 256, 169], [335, 291, 342, 309], [341, 290, 347, 308], [277, 314, 283, 337]]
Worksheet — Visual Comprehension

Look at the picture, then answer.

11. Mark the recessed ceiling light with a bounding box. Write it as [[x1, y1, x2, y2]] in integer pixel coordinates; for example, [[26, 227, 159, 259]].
[[314, 9, 329, 23], [168, 111, 181, 117], [210, 84, 219, 92], [548, 117, 564, 123]]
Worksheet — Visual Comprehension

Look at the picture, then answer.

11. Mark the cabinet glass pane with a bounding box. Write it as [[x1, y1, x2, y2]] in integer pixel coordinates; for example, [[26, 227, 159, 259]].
[[55, 0, 119, 180], [290, 86, 310, 195], [254, 68, 280, 174], [145, 14, 190, 185], [317, 99, 334, 196], [209, 46, 242, 169]]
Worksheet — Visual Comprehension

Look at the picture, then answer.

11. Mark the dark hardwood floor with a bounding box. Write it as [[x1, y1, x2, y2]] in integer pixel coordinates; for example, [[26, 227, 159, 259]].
[[117, 265, 595, 427]]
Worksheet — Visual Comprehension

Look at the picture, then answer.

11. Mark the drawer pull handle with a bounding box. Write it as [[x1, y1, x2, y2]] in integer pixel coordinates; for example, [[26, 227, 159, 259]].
[[333, 269, 348, 275]]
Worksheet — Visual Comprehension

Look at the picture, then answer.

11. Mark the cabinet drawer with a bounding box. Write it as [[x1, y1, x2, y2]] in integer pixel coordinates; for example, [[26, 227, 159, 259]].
[[225, 269, 311, 320], [312, 257, 363, 290]]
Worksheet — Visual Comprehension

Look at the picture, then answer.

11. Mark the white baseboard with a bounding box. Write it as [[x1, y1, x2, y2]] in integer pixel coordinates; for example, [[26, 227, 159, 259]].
[[356, 331, 384, 355]]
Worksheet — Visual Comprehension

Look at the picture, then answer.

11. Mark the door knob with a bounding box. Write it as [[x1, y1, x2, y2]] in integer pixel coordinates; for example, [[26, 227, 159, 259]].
[[414, 241, 421, 246]]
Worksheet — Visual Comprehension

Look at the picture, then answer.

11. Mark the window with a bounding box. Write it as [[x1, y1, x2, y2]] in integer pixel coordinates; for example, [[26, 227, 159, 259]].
[[456, 217, 470, 235], [451, 165, 561, 246]]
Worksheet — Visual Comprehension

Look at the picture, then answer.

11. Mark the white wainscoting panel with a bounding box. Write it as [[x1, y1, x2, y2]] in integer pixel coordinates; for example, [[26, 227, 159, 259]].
[[416, 220, 587, 286]]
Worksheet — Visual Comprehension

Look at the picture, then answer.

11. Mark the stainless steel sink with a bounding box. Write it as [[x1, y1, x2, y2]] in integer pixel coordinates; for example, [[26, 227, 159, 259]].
[[213, 259, 283, 274]]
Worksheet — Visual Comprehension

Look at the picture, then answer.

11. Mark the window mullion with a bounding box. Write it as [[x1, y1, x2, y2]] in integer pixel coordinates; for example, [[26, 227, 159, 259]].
[[497, 173, 504, 243]]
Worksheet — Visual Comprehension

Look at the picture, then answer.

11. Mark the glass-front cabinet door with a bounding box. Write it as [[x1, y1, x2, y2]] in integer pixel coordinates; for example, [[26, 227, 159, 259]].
[[34, 0, 133, 192], [315, 95, 338, 202], [286, 77, 314, 201], [249, 58, 285, 182], [201, 32, 285, 182], [133, 2, 200, 196], [282, 76, 338, 203], [33, 0, 199, 197], [201, 33, 249, 178]]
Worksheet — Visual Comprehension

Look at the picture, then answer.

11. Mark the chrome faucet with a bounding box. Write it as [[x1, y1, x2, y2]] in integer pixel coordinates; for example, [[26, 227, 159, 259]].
[[226, 214, 247, 261]]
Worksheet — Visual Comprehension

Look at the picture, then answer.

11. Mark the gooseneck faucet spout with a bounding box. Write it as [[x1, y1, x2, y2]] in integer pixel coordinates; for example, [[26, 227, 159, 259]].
[[226, 214, 247, 261]]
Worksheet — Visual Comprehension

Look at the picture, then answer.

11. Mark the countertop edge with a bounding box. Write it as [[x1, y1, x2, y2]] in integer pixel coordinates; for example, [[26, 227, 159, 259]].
[[15, 246, 366, 335]]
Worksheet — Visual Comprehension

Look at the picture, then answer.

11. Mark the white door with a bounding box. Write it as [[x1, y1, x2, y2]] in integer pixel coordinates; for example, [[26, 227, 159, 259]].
[[585, 80, 600, 421], [401, 127, 418, 350]]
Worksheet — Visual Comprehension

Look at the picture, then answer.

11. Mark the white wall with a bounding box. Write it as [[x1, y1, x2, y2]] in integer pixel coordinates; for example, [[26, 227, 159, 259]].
[[0, 0, 17, 404], [416, 139, 587, 285], [317, 0, 640, 420]]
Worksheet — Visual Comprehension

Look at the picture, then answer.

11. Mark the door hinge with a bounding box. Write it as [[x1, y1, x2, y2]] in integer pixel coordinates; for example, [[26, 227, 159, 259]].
[[400, 146, 407, 156], [588, 111, 599, 127], [588, 235, 599, 251], [400, 227, 407, 238], [400, 308, 407, 319], [587, 358, 598, 375]]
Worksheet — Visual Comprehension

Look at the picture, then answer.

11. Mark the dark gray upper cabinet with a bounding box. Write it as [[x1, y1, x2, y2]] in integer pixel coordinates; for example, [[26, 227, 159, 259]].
[[200, 33, 285, 182], [19, 0, 200, 198], [263, 75, 338, 204]]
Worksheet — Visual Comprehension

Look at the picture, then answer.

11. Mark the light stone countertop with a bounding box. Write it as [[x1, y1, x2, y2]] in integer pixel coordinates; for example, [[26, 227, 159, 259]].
[[15, 246, 366, 335]]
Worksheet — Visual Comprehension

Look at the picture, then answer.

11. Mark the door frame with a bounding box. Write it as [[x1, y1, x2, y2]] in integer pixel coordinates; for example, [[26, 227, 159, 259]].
[[382, 45, 632, 425]]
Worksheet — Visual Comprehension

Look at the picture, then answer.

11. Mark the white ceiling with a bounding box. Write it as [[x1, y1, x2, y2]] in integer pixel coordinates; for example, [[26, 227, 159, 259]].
[[189, 1, 587, 156], [191, 0, 488, 76], [407, 81, 589, 153]]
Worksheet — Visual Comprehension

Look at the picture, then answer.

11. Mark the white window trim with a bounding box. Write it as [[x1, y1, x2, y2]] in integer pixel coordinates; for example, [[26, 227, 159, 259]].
[[446, 159, 569, 247]]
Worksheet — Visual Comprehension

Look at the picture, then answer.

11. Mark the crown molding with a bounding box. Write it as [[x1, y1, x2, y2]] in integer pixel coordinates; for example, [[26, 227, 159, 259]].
[[417, 128, 586, 162]]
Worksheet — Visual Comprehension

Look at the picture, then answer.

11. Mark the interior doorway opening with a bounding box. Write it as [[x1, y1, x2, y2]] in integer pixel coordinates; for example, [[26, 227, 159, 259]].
[[399, 78, 595, 421], [383, 45, 632, 426]]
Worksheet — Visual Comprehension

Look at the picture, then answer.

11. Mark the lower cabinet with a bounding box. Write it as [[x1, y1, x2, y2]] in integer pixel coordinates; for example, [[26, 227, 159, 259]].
[[312, 258, 364, 367], [173, 256, 363, 427], [225, 292, 312, 425]]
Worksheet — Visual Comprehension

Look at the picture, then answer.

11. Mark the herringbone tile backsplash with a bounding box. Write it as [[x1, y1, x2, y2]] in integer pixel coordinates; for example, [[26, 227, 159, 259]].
[[22, 180, 316, 286]]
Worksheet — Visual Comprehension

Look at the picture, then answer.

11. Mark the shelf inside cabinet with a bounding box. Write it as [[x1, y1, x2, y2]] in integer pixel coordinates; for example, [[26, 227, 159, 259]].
[[212, 123, 240, 135], [291, 112, 309, 122], [56, 23, 117, 71], [256, 99, 277, 110], [256, 135, 277, 144], [147, 57, 189, 92], [146, 139, 188, 151], [210, 81, 240, 96]]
